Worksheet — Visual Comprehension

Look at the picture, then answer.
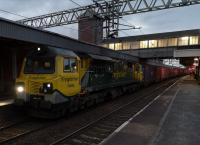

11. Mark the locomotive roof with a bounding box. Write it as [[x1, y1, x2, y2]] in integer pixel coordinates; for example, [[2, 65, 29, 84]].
[[27, 47, 78, 58], [28, 47, 136, 62]]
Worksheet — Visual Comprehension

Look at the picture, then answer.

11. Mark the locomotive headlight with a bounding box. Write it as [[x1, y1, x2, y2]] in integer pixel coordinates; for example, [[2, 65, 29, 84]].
[[17, 86, 24, 93], [16, 82, 25, 93]]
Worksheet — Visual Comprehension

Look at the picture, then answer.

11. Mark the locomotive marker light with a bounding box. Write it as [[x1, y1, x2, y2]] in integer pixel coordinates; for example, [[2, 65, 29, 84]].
[[47, 83, 51, 88], [43, 83, 53, 94]]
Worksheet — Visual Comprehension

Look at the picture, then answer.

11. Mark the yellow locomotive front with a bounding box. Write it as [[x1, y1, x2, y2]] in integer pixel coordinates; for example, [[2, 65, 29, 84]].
[[15, 47, 82, 117]]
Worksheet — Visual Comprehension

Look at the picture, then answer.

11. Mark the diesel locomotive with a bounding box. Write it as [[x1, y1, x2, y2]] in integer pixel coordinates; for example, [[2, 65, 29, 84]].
[[15, 47, 143, 118], [15, 47, 188, 118]]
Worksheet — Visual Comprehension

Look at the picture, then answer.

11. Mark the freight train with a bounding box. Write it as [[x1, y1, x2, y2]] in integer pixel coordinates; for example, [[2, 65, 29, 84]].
[[15, 47, 187, 118]]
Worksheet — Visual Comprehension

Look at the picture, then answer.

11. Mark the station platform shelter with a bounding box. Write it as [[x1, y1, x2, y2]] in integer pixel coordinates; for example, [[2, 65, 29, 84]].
[[0, 39, 38, 97]]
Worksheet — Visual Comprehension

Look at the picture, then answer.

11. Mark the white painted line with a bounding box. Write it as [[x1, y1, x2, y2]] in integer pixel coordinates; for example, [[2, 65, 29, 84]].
[[99, 80, 179, 145], [115, 121, 129, 133], [148, 86, 180, 145]]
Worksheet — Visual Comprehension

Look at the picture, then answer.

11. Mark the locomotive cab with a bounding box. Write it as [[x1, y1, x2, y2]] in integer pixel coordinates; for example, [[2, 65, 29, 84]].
[[15, 47, 82, 116]]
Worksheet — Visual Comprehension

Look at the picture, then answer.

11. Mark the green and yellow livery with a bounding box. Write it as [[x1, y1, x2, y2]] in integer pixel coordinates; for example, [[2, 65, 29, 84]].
[[15, 47, 142, 118]]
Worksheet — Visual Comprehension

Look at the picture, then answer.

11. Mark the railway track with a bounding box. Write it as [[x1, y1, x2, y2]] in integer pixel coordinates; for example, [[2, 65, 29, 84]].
[[0, 78, 178, 145], [50, 79, 178, 145], [0, 118, 55, 145], [0, 119, 29, 131]]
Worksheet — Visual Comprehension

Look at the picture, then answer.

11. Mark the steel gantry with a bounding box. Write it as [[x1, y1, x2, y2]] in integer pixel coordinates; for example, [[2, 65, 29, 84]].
[[18, 0, 200, 39]]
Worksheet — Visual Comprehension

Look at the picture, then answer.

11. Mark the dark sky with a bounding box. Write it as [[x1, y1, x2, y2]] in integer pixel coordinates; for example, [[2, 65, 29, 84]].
[[0, 0, 199, 39]]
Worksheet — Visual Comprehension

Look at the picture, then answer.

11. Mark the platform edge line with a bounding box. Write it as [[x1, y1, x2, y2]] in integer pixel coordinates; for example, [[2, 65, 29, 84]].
[[99, 79, 180, 145]]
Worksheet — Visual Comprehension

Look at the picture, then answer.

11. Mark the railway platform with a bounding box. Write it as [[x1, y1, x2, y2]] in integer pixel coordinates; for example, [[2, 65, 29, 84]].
[[0, 98, 14, 107], [101, 76, 200, 145]]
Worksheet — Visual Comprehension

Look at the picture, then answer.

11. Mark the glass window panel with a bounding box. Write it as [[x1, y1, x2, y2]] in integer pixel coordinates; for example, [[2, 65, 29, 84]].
[[168, 38, 177, 46], [115, 43, 122, 50], [64, 58, 77, 72], [24, 57, 55, 74], [122, 42, 130, 50], [127, 42, 131, 49], [140, 41, 148, 48], [190, 36, 199, 45], [109, 43, 115, 50], [158, 39, 168, 47], [178, 37, 189, 46], [149, 40, 158, 48], [130, 41, 140, 49], [123, 42, 126, 50]]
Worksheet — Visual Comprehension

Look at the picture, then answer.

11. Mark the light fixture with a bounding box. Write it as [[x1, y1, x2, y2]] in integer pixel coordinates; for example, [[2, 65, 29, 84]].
[[194, 58, 199, 61], [37, 47, 41, 51], [17, 86, 24, 93], [193, 63, 199, 66]]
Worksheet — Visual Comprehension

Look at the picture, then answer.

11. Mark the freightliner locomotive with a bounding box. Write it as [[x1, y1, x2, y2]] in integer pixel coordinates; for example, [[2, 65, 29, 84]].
[[15, 47, 187, 118]]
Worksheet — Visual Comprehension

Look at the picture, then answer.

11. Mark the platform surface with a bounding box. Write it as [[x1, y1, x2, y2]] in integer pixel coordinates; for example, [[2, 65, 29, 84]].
[[0, 98, 14, 107], [101, 76, 200, 145]]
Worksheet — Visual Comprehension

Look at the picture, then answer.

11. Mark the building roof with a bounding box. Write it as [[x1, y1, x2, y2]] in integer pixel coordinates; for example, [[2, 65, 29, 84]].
[[103, 29, 200, 43], [0, 17, 138, 62]]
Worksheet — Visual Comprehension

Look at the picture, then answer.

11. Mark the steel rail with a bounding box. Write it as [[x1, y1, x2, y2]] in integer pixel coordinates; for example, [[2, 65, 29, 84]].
[[50, 78, 179, 145], [0, 119, 55, 144]]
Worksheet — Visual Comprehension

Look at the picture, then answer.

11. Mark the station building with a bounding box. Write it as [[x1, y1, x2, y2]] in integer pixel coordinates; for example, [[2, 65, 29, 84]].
[[101, 29, 200, 51]]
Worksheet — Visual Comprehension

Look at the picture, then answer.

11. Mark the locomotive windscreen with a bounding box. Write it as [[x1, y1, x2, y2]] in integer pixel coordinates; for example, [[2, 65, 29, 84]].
[[24, 57, 55, 74]]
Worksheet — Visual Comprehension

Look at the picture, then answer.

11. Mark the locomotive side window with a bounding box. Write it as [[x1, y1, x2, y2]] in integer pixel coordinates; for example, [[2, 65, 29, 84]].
[[64, 58, 77, 72]]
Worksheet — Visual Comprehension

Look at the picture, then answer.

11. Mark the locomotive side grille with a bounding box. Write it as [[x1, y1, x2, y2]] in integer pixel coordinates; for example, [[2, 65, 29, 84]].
[[29, 81, 42, 94]]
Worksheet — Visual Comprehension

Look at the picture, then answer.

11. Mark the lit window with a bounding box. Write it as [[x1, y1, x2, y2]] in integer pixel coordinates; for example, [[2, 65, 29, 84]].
[[140, 41, 148, 48], [158, 39, 168, 47], [115, 43, 122, 50], [178, 37, 189, 46], [149, 40, 158, 48], [109, 43, 115, 50], [190, 36, 199, 45], [168, 38, 178, 46], [123, 42, 130, 50], [130, 41, 140, 49]]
